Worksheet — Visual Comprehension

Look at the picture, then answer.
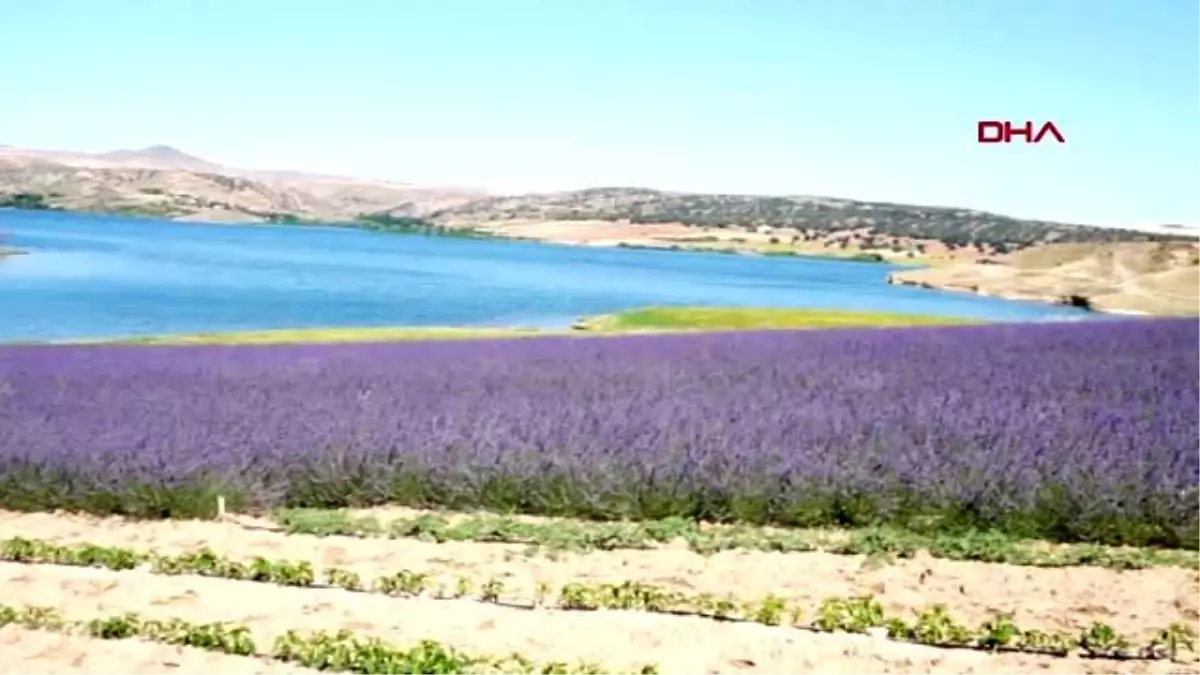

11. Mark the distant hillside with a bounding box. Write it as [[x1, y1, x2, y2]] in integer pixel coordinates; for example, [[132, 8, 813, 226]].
[[5, 144, 1197, 314], [2, 145, 1194, 258], [93, 145, 225, 173], [0, 145, 484, 222], [431, 187, 1192, 251], [0, 157, 333, 221]]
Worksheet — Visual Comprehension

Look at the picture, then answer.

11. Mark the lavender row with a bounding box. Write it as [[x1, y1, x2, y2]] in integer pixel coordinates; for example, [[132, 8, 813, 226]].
[[1, 319, 1196, 547]]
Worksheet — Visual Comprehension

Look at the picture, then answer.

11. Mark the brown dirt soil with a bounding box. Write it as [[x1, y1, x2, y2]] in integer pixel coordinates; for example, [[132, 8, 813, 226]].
[[0, 511, 1196, 674], [468, 219, 697, 246], [453, 218, 975, 265], [888, 242, 1200, 315], [0, 563, 1195, 675]]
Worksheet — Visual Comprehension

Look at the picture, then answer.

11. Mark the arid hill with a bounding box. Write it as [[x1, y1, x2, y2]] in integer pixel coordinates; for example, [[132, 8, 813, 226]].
[[428, 187, 1192, 250], [887, 241, 1200, 315], [0, 145, 484, 222], [3, 145, 1195, 249]]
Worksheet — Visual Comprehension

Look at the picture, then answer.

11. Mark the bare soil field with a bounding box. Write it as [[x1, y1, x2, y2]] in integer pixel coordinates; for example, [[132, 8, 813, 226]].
[[0, 510, 1195, 674], [888, 241, 1200, 315], [455, 217, 973, 265]]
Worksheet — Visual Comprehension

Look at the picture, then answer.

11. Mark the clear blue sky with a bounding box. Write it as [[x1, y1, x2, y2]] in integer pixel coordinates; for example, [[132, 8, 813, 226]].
[[4, 0, 1197, 227]]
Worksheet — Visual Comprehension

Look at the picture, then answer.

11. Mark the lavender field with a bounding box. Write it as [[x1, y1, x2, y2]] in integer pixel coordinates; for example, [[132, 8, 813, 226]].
[[1, 319, 1196, 548]]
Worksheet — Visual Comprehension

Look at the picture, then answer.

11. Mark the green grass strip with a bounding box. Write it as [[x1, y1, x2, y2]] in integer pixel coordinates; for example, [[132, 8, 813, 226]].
[[573, 306, 981, 331], [69, 306, 980, 345], [273, 510, 1199, 570], [0, 603, 642, 674], [1, 537, 1193, 662]]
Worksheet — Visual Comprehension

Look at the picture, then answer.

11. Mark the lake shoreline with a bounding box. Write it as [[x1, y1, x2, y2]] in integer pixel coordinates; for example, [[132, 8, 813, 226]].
[[76, 207, 1200, 315], [0, 209, 1104, 342], [28, 205, 1130, 318], [2, 204, 940, 267], [24, 307, 990, 346], [886, 274, 1160, 317], [885, 243, 1200, 318]]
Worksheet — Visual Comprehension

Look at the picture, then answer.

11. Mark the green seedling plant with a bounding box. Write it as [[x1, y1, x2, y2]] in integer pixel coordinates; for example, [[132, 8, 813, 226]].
[[749, 594, 788, 626], [533, 581, 552, 607], [1017, 628, 1077, 657], [152, 549, 246, 578], [692, 592, 740, 620], [814, 596, 887, 634], [326, 567, 364, 592], [0, 604, 66, 631], [911, 605, 975, 648], [884, 617, 912, 641], [977, 613, 1020, 651], [0, 603, 649, 675], [86, 613, 143, 640], [1079, 620, 1131, 659], [2, 536, 1192, 663], [1146, 623, 1197, 661], [480, 578, 505, 603], [844, 595, 887, 633], [374, 570, 431, 597], [559, 582, 599, 611]]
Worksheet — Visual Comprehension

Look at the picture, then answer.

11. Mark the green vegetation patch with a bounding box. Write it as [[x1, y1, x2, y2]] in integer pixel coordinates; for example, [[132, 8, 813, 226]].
[[0, 192, 55, 210], [575, 306, 982, 332], [275, 509, 1198, 570], [77, 307, 980, 345], [0, 602, 638, 674], [353, 212, 496, 239]]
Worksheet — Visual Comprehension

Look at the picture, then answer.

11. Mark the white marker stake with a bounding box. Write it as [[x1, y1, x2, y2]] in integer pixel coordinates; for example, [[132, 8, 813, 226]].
[[216, 495, 226, 521]]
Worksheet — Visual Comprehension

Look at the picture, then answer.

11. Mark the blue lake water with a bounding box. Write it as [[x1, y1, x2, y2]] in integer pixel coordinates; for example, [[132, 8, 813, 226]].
[[0, 209, 1095, 341]]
